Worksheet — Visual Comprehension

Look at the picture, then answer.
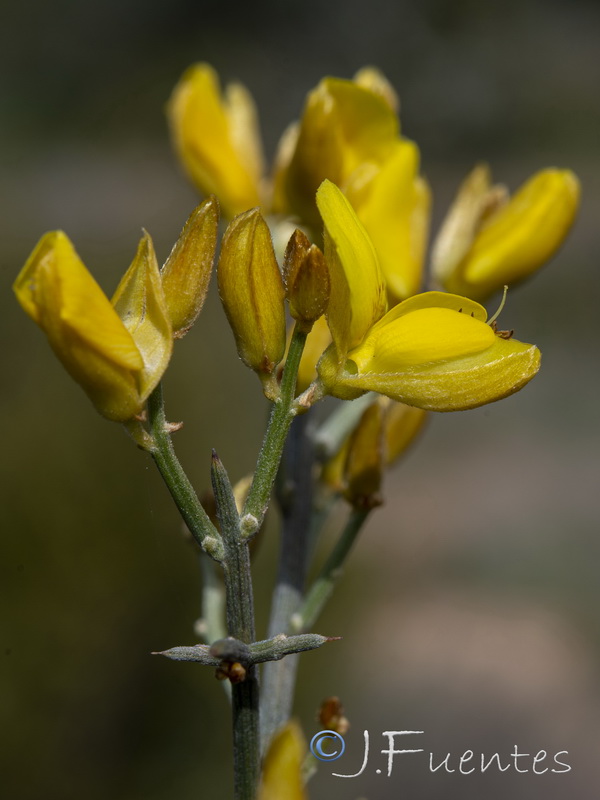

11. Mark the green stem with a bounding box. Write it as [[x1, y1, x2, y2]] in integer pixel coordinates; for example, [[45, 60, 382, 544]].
[[147, 383, 223, 561], [292, 509, 371, 632], [260, 413, 315, 753], [242, 325, 308, 537], [198, 554, 227, 644], [211, 452, 260, 800]]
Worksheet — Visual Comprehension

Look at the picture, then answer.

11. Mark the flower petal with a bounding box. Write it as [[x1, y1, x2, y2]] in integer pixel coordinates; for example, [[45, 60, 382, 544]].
[[168, 63, 262, 217], [346, 139, 431, 302], [276, 76, 399, 225], [443, 168, 580, 299], [161, 196, 219, 337], [350, 307, 496, 371], [258, 722, 307, 800], [14, 231, 145, 421], [321, 335, 540, 412], [316, 180, 387, 357], [112, 231, 173, 401]]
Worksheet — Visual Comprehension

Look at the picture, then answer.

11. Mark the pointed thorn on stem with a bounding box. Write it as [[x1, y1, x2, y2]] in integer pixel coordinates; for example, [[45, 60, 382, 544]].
[[164, 420, 184, 434]]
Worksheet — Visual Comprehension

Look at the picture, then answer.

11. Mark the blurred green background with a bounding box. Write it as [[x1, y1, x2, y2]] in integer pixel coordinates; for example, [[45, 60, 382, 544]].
[[2, 0, 599, 798]]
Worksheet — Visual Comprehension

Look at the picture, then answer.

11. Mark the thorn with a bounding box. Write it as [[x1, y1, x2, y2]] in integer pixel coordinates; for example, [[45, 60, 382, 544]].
[[164, 421, 183, 433]]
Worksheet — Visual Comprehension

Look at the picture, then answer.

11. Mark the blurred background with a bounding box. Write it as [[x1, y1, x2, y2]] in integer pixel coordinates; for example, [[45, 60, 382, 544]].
[[1, 0, 599, 797]]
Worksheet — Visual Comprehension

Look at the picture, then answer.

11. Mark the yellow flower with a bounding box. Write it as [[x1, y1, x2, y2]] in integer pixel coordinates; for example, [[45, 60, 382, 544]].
[[170, 65, 432, 299], [319, 291, 540, 411], [258, 721, 307, 800], [111, 231, 173, 400], [315, 179, 387, 357], [432, 166, 580, 300], [342, 399, 386, 509], [169, 65, 578, 314], [322, 397, 428, 500], [271, 72, 400, 227], [345, 139, 431, 303], [14, 230, 172, 422], [168, 63, 264, 218], [384, 400, 428, 464], [315, 182, 541, 412], [295, 315, 332, 394]]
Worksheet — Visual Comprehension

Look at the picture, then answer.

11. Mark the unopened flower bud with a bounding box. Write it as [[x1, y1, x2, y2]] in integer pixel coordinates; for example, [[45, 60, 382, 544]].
[[161, 197, 219, 337], [218, 209, 286, 394], [283, 229, 330, 328]]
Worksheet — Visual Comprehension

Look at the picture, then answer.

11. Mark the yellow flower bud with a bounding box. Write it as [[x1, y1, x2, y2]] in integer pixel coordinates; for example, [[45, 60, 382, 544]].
[[346, 139, 431, 302], [274, 76, 399, 226], [111, 230, 173, 403], [14, 232, 147, 422], [168, 63, 263, 218], [344, 400, 385, 509], [160, 197, 219, 337], [283, 229, 330, 327], [435, 167, 580, 300], [258, 721, 307, 800], [316, 179, 387, 358], [318, 291, 541, 412], [218, 209, 286, 390]]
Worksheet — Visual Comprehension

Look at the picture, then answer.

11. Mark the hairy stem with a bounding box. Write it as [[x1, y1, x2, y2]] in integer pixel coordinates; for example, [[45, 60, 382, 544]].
[[211, 452, 260, 800], [260, 413, 316, 752], [242, 326, 307, 536], [147, 383, 223, 561]]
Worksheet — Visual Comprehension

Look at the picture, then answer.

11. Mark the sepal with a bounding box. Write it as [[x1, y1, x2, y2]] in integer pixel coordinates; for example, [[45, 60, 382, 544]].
[[161, 196, 219, 337]]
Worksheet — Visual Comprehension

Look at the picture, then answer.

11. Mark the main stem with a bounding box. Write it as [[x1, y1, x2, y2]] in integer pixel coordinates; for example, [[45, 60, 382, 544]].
[[211, 452, 259, 800], [260, 413, 315, 752]]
